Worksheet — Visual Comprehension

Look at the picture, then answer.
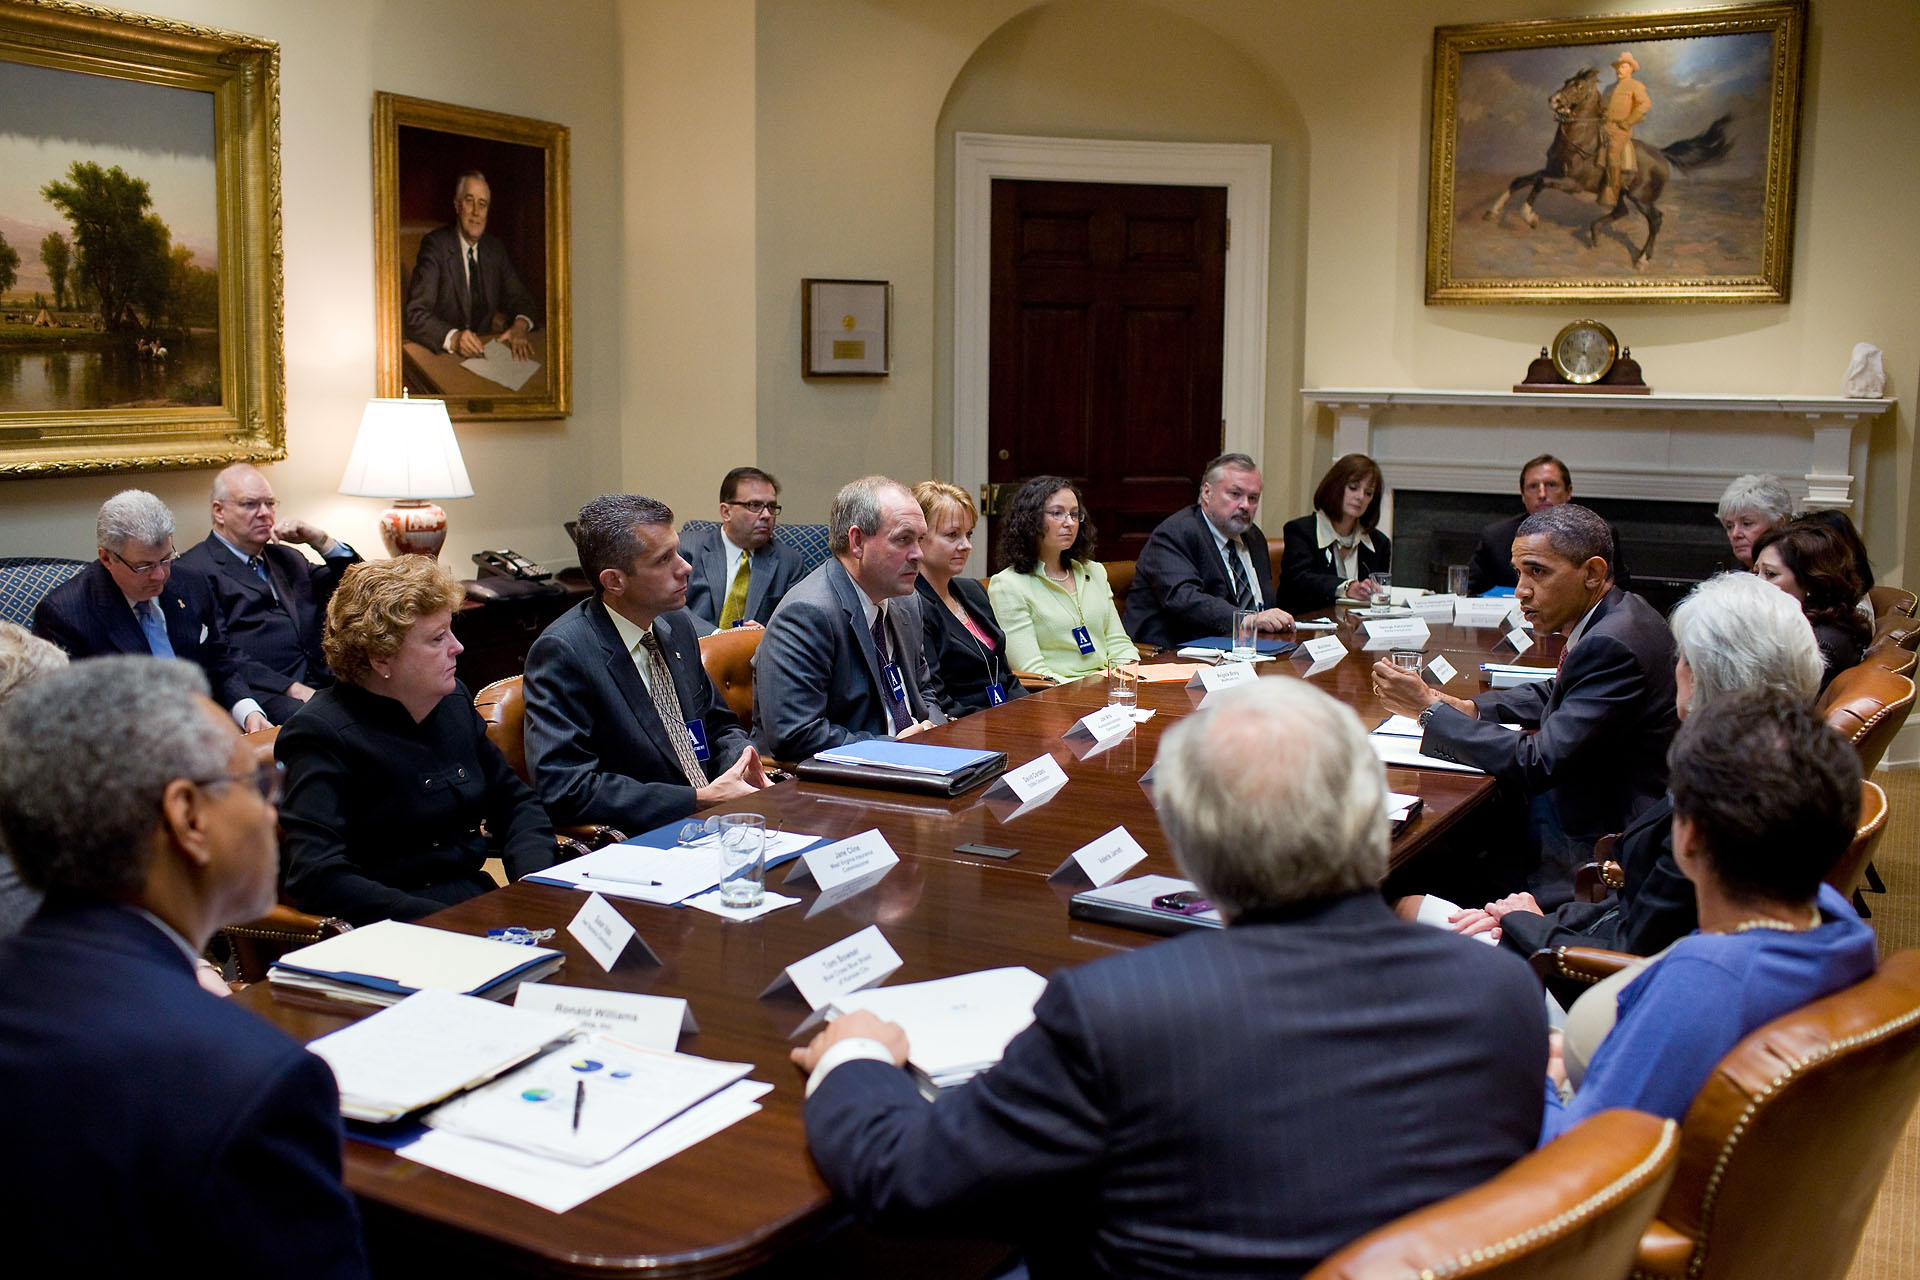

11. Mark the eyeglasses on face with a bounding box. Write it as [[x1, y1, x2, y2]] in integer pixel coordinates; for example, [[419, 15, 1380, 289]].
[[107, 548, 179, 576], [222, 497, 278, 513], [726, 500, 782, 515], [191, 759, 285, 806], [1043, 507, 1084, 522]]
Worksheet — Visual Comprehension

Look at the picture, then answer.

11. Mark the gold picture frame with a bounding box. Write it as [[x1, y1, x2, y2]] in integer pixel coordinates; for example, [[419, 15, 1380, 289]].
[[0, 0, 282, 478], [1427, 0, 1805, 304], [373, 92, 570, 421]]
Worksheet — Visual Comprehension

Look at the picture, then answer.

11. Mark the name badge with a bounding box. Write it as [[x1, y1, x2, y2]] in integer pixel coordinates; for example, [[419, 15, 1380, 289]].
[[883, 661, 907, 704], [986, 683, 1007, 706], [1071, 624, 1096, 655], [685, 719, 711, 762]]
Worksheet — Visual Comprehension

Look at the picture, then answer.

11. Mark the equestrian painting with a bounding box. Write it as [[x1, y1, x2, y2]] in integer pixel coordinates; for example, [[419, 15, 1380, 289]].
[[1427, 1, 1805, 304]]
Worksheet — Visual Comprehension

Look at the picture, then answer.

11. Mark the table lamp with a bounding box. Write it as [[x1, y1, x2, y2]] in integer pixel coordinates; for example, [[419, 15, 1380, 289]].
[[337, 395, 475, 558]]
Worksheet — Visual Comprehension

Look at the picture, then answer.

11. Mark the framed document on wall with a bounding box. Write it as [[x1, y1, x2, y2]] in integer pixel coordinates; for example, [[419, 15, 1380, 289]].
[[803, 278, 890, 377]]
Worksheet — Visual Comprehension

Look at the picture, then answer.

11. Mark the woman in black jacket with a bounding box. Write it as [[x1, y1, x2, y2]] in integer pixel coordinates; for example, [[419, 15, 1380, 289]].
[[1279, 453, 1392, 612], [912, 480, 1025, 715]]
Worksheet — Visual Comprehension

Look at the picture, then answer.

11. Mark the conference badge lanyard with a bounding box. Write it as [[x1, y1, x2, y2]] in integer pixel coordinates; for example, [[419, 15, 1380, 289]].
[[686, 719, 711, 762], [950, 595, 1008, 705], [1048, 564, 1098, 656]]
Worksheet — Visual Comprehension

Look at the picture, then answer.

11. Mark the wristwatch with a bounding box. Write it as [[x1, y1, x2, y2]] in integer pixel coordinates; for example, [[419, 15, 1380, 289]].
[[1417, 703, 1440, 727]]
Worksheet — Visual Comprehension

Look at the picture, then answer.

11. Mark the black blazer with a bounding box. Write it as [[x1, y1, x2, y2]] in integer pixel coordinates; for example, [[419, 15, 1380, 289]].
[[914, 574, 1025, 715], [1123, 504, 1278, 649], [402, 224, 539, 349], [523, 598, 751, 831], [176, 535, 359, 722], [803, 893, 1546, 1276], [277, 682, 555, 926], [31, 559, 262, 714], [1498, 793, 1696, 961], [1279, 514, 1391, 612], [0, 902, 367, 1273]]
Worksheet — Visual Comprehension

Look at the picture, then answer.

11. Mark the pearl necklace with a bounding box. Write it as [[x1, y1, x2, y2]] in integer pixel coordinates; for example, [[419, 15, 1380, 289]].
[[1722, 907, 1821, 935]]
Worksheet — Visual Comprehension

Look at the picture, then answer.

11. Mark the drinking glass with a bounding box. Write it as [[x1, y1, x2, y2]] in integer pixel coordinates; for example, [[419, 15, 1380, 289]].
[[713, 812, 767, 908], [1106, 666, 1138, 710], [1231, 608, 1260, 660], [1447, 565, 1470, 598], [1389, 649, 1423, 674], [1367, 571, 1392, 603]]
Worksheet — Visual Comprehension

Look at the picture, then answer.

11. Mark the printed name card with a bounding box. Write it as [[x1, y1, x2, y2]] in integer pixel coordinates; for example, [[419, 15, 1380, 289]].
[[567, 893, 662, 972], [1048, 825, 1150, 888], [1066, 704, 1136, 744], [1424, 654, 1460, 686], [782, 828, 899, 891], [759, 925, 903, 1009], [1187, 661, 1259, 694], [515, 983, 696, 1050], [1300, 634, 1347, 664], [1502, 627, 1536, 654], [1409, 593, 1459, 619], [993, 753, 1070, 803], [1360, 617, 1431, 652], [1454, 598, 1520, 628]]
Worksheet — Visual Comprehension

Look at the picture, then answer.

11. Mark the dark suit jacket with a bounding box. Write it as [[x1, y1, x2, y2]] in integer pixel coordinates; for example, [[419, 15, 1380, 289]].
[[804, 893, 1546, 1279], [1421, 587, 1678, 894], [177, 534, 359, 722], [1279, 514, 1391, 612], [753, 558, 946, 761], [403, 224, 539, 350], [680, 525, 804, 629], [0, 902, 367, 1275], [915, 574, 1025, 715], [1468, 511, 1634, 596], [32, 559, 261, 714], [277, 682, 555, 926], [1123, 504, 1279, 649], [523, 598, 751, 831], [1498, 793, 1696, 960]]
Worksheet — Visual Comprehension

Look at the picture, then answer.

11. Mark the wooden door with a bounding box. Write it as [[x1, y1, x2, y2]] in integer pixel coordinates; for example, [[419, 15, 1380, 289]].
[[987, 178, 1227, 567]]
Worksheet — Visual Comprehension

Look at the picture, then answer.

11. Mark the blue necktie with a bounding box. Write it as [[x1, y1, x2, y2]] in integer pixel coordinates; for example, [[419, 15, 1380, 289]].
[[247, 554, 279, 602], [135, 599, 174, 658]]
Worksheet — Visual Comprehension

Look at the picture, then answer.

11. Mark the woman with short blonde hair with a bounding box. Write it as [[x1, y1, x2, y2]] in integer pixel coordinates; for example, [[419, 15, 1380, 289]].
[[912, 480, 1024, 713]]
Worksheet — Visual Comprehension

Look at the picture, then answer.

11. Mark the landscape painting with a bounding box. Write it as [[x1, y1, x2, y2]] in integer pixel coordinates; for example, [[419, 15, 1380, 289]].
[[1426, 1, 1805, 304]]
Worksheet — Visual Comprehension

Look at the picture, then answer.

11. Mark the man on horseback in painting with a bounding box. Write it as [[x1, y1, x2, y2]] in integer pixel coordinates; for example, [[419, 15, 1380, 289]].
[[1599, 51, 1651, 206]]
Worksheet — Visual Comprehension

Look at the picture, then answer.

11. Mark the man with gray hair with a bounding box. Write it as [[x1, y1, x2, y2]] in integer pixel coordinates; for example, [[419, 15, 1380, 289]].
[[523, 493, 769, 833], [753, 475, 946, 760], [1124, 451, 1294, 648], [1375, 502, 1677, 902], [0, 658, 367, 1273], [32, 488, 271, 730], [1716, 472, 1794, 568], [790, 679, 1544, 1275]]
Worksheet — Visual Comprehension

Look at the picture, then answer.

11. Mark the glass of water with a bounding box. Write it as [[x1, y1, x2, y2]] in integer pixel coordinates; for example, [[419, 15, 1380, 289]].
[[1231, 608, 1260, 661], [1367, 570, 1392, 603], [712, 812, 767, 908], [1447, 564, 1470, 598], [1106, 666, 1138, 710], [1389, 649, 1423, 674]]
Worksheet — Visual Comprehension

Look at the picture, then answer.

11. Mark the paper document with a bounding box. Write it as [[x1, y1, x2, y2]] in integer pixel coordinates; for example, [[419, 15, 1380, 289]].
[[269, 919, 563, 1006], [460, 339, 540, 391], [812, 740, 1000, 776], [1415, 893, 1500, 947], [309, 989, 579, 1124], [828, 967, 1048, 1088], [1368, 734, 1487, 775]]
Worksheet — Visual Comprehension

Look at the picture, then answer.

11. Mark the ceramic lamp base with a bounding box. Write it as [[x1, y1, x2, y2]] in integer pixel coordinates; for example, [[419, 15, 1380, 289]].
[[378, 499, 448, 558]]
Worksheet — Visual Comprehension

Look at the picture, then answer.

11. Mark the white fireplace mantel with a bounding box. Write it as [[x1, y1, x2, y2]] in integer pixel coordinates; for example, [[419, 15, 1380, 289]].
[[1301, 387, 1894, 513]]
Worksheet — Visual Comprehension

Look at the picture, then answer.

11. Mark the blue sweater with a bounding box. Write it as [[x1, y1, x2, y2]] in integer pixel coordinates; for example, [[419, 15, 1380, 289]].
[[1542, 883, 1876, 1142]]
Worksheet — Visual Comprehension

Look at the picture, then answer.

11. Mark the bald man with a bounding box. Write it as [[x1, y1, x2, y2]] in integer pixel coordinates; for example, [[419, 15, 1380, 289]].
[[177, 464, 360, 723]]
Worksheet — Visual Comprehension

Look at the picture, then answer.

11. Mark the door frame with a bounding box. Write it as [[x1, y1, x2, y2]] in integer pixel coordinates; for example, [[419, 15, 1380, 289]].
[[953, 131, 1272, 574]]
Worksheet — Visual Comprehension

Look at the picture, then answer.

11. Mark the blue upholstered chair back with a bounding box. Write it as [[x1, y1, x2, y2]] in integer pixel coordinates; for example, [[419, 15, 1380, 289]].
[[0, 557, 86, 628], [679, 521, 832, 576]]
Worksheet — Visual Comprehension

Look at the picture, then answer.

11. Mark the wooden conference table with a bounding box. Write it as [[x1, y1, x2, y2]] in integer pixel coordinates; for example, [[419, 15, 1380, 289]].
[[239, 610, 1541, 1277]]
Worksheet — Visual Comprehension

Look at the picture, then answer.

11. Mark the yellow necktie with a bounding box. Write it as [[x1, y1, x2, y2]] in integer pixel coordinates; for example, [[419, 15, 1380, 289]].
[[718, 554, 751, 629]]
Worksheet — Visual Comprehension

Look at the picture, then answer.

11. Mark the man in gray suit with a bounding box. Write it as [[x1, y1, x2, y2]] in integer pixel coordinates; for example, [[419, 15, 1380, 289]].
[[753, 476, 946, 762], [681, 466, 804, 630], [523, 494, 769, 834]]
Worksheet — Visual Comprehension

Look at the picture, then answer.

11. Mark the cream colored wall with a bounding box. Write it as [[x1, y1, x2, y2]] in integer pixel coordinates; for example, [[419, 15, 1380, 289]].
[[0, 0, 624, 573]]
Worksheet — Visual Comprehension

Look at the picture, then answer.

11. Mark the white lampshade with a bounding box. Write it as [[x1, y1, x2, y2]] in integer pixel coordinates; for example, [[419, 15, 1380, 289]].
[[338, 396, 474, 500]]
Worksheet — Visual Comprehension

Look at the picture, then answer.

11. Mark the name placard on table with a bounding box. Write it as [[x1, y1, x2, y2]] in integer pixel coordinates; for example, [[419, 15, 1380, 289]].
[[515, 983, 697, 1050], [1187, 661, 1260, 695], [782, 828, 899, 891], [1047, 825, 1150, 888], [567, 893, 663, 972], [1065, 704, 1136, 744], [759, 924, 903, 1009], [1360, 617, 1431, 651], [1454, 597, 1521, 628]]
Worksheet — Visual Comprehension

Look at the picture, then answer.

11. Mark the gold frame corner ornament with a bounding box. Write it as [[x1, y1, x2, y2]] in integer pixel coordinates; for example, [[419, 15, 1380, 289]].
[[372, 91, 571, 422], [1425, 0, 1806, 306], [0, 0, 284, 478]]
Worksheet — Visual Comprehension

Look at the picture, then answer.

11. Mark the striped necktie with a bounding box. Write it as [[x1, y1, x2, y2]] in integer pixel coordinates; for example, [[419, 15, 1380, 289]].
[[1225, 538, 1257, 610], [639, 630, 709, 786]]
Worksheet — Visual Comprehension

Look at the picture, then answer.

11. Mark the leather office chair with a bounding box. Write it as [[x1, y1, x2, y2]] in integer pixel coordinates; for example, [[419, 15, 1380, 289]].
[[1860, 641, 1917, 678], [1822, 779, 1888, 908], [697, 626, 761, 731], [1306, 1109, 1678, 1280], [1818, 666, 1915, 774], [1870, 613, 1920, 652], [1867, 584, 1918, 620], [473, 675, 625, 849], [1102, 559, 1136, 615]]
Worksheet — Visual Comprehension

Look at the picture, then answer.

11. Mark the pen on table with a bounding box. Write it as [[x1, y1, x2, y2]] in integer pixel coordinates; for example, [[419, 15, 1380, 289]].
[[582, 871, 664, 887], [573, 1079, 585, 1133]]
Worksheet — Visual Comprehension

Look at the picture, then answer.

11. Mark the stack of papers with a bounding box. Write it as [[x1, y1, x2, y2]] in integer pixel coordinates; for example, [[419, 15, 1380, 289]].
[[308, 989, 579, 1123], [269, 920, 564, 1007], [526, 835, 816, 904], [826, 967, 1048, 1088], [424, 1034, 754, 1165]]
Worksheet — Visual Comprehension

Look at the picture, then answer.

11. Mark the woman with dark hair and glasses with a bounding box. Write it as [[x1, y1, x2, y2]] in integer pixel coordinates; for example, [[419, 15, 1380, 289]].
[[277, 557, 554, 926], [1751, 520, 1872, 692], [1280, 453, 1392, 611], [987, 476, 1136, 683]]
